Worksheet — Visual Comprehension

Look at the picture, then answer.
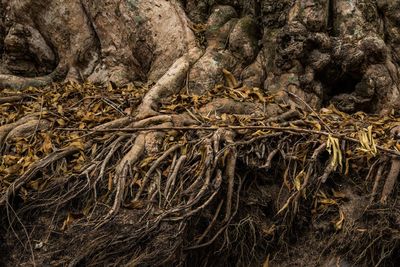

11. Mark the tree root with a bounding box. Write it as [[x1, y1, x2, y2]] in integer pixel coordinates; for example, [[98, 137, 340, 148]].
[[320, 161, 335, 183], [0, 74, 53, 90], [0, 95, 28, 104], [104, 133, 146, 220], [260, 148, 280, 169], [0, 113, 40, 150], [135, 143, 182, 201], [371, 163, 385, 203], [0, 65, 67, 90], [223, 132, 237, 223], [2, 81, 400, 266], [164, 155, 187, 202], [380, 158, 400, 204], [0, 145, 81, 206], [7, 119, 50, 139], [136, 48, 203, 119]]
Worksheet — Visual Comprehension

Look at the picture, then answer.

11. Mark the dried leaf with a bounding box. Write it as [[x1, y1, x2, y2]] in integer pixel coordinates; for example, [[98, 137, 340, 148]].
[[294, 170, 305, 191], [326, 135, 342, 170], [335, 210, 345, 230], [41, 133, 53, 153], [222, 69, 239, 88]]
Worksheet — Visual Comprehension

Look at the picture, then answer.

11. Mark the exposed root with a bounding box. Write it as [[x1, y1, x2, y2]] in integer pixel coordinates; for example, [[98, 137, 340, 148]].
[[0, 95, 27, 104], [0, 146, 81, 206], [94, 136, 127, 197], [0, 65, 67, 90], [266, 109, 300, 123], [105, 133, 146, 220], [196, 200, 224, 244], [320, 161, 335, 183], [135, 143, 182, 201], [7, 119, 50, 139], [260, 148, 280, 169], [371, 163, 385, 202], [0, 74, 53, 90], [311, 142, 327, 161], [165, 155, 187, 202], [199, 98, 262, 117], [223, 133, 237, 223], [380, 158, 400, 204], [0, 113, 40, 149], [93, 117, 133, 131], [137, 48, 203, 119], [1, 82, 400, 266]]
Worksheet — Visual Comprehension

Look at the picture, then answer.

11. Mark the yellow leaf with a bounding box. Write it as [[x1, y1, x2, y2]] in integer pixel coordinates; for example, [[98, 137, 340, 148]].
[[107, 82, 114, 92], [61, 213, 84, 231], [294, 170, 305, 191], [191, 94, 200, 106], [319, 198, 337, 205], [41, 133, 53, 153], [335, 210, 345, 230], [2, 155, 19, 165], [357, 126, 377, 156], [70, 140, 85, 150], [306, 120, 321, 131], [249, 87, 266, 102], [333, 190, 346, 198], [222, 69, 239, 88], [396, 143, 400, 151], [326, 135, 342, 170], [263, 255, 270, 267], [28, 180, 40, 190], [57, 105, 64, 115], [57, 118, 66, 126], [92, 102, 102, 113]]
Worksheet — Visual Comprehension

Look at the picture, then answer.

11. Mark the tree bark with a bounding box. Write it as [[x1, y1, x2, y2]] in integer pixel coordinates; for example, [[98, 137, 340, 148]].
[[1, 0, 399, 113]]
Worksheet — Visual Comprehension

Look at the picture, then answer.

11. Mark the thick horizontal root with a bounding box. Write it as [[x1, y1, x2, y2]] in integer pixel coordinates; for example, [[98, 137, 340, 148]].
[[93, 117, 133, 131], [0, 64, 67, 90], [0, 74, 53, 90], [7, 119, 51, 139], [0, 95, 28, 104], [93, 115, 173, 131], [199, 98, 263, 117], [0, 113, 40, 148]]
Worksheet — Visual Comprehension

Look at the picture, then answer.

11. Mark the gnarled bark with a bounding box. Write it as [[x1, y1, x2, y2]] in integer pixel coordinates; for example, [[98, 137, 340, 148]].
[[1, 0, 399, 113]]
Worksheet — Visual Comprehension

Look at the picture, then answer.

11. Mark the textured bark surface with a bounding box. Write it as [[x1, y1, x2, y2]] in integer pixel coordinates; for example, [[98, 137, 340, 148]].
[[1, 1, 400, 266], [1, 0, 399, 113]]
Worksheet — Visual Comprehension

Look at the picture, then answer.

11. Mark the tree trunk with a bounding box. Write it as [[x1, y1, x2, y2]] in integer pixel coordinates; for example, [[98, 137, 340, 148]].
[[1, 0, 399, 113], [1, 0, 400, 266]]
